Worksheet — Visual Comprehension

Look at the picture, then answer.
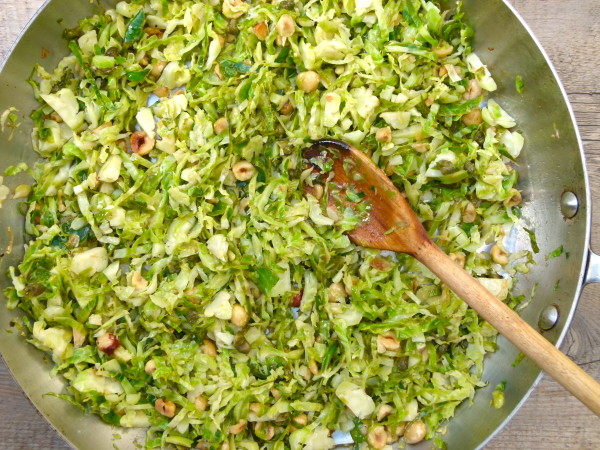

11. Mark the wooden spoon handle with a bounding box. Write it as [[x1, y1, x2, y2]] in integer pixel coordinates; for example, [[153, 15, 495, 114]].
[[415, 239, 600, 416]]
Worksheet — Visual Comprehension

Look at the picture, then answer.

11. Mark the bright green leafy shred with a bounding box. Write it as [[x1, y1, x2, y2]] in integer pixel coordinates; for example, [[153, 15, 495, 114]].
[[548, 245, 564, 259], [524, 227, 540, 253], [515, 75, 524, 94]]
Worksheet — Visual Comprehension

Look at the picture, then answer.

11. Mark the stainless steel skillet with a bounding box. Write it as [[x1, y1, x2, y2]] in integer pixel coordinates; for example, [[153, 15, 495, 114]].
[[0, 0, 598, 448]]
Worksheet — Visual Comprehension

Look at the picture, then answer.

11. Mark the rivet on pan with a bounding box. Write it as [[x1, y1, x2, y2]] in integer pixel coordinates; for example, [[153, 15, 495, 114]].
[[538, 304, 559, 331], [560, 191, 579, 219]]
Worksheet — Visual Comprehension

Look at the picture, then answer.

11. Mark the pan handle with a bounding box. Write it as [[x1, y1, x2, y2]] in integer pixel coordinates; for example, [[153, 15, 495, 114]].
[[584, 249, 600, 285]]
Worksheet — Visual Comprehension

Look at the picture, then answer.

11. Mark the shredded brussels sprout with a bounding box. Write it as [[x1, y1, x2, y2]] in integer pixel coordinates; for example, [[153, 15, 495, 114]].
[[4, 0, 531, 448]]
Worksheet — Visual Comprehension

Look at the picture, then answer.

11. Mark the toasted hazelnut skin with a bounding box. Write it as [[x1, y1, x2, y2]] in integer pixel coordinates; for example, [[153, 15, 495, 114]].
[[130, 131, 155, 156], [291, 290, 303, 307], [96, 333, 119, 354], [253, 22, 269, 40]]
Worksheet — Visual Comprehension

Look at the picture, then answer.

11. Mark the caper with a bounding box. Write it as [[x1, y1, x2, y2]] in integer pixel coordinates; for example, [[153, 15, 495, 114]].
[[279, 0, 295, 10], [105, 47, 120, 58], [24, 283, 45, 297], [62, 26, 83, 40], [474, 130, 485, 145], [464, 161, 475, 173], [227, 19, 239, 35], [397, 356, 409, 371], [234, 333, 251, 353], [438, 160, 456, 175]]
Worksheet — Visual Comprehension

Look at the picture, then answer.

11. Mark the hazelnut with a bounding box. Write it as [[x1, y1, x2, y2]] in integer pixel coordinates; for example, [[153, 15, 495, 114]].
[[462, 109, 483, 126], [462, 201, 477, 223], [195, 396, 209, 411], [296, 71, 320, 93], [404, 420, 427, 444], [276, 14, 295, 39], [131, 271, 148, 290], [376, 126, 392, 143], [376, 404, 393, 421], [202, 339, 217, 358], [130, 131, 155, 156], [377, 333, 400, 353], [150, 60, 167, 79], [463, 78, 483, 100], [145, 359, 157, 374], [279, 100, 294, 116], [214, 117, 229, 134], [433, 42, 454, 58], [231, 304, 249, 327], [327, 282, 346, 303], [367, 426, 389, 450], [491, 244, 509, 265], [232, 160, 255, 181], [504, 189, 522, 207], [96, 333, 119, 354], [293, 413, 308, 426], [153, 86, 171, 98], [229, 419, 247, 434], [253, 22, 269, 40], [155, 398, 176, 418]]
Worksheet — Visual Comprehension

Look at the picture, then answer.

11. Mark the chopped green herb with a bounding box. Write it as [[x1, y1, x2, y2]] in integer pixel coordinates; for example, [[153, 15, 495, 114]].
[[220, 60, 252, 77], [255, 267, 279, 295], [523, 227, 540, 253], [124, 10, 145, 43], [125, 69, 150, 82], [548, 245, 564, 259], [515, 75, 524, 94], [512, 352, 526, 367]]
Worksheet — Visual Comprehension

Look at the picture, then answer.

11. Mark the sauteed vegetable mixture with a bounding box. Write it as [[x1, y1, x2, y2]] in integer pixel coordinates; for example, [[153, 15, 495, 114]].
[[4, 0, 530, 448]]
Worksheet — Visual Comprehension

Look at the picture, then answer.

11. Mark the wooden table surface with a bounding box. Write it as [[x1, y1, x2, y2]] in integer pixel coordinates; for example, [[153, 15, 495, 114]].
[[0, 0, 598, 449]]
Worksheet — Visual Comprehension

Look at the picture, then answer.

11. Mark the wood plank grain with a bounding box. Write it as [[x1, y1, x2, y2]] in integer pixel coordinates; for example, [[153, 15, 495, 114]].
[[0, 0, 598, 449]]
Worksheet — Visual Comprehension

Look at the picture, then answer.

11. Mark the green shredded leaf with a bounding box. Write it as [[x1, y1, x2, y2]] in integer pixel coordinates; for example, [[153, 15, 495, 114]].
[[255, 267, 279, 295], [512, 352, 525, 367], [124, 10, 146, 43], [515, 75, 524, 94], [220, 60, 252, 78], [548, 245, 564, 259], [4, 162, 29, 177], [125, 69, 150, 82], [523, 227, 540, 253]]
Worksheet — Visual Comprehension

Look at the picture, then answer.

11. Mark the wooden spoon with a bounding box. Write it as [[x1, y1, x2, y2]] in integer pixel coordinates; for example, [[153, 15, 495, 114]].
[[304, 138, 600, 416]]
